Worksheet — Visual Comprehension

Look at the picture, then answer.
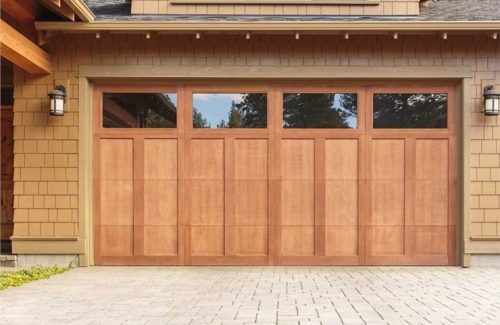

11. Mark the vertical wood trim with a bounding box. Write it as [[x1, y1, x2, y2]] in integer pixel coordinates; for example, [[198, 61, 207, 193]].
[[358, 88, 367, 265], [358, 134, 366, 265], [404, 138, 416, 258], [177, 85, 186, 264], [364, 88, 374, 263], [274, 88, 283, 265], [267, 86, 277, 265], [449, 135, 457, 265], [449, 85, 459, 265], [448, 86, 457, 136], [133, 137, 145, 257], [314, 137, 326, 256], [78, 78, 93, 266], [460, 80, 470, 266], [224, 137, 236, 256], [184, 85, 193, 265], [92, 89, 102, 264]]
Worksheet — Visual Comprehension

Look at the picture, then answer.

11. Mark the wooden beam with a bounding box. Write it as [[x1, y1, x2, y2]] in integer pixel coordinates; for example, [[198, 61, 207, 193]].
[[40, 0, 75, 21], [62, 0, 95, 22], [0, 20, 51, 75], [0, 0, 37, 25], [102, 97, 138, 127]]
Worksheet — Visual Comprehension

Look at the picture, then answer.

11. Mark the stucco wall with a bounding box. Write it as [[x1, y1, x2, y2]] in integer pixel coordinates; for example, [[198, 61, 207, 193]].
[[11, 33, 500, 261], [130, 0, 419, 16]]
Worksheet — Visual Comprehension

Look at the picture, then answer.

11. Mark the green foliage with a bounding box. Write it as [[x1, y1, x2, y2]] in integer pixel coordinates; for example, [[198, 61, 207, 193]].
[[216, 119, 227, 128], [373, 93, 447, 128], [193, 106, 210, 128], [283, 93, 357, 128], [211, 95, 268, 129], [0, 266, 68, 291], [231, 94, 267, 128]]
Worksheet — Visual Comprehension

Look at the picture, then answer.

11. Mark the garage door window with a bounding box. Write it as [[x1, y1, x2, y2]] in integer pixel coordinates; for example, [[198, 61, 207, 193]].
[[373, 93, 447, 129], [283, 93, 358, 128], [103, 93, 177, 128], [193, 93, 267, 128]]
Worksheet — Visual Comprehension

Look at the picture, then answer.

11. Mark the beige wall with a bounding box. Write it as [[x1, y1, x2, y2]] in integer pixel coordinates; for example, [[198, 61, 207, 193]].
[[10, 33, 500, 261], [131, 0, 419, 16], [12, 67, 79, 239]]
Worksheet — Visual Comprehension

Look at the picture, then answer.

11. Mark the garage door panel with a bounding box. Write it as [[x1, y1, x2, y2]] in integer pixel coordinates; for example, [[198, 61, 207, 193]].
[[191, 226, 224, 256], [227, 226, 268, 256], [100, 225, 134, 256], [100, 179, 134, 226], [100, 139, 133, 180], [234, 139, 268, 180], [143, 226, 178, 256], [325, 226, 358, 256], [371, 181, 405, 226], [189, 180, 224, 226], [370, 138, 406, 260], [281, 139, 314, 180], [415, 181, 448, 226], [282, 226, 315, 256], [370, 226, 405, 256], [372, 139, 405, 180], [190, 139, 224, 180], [416, 139, 449, 180], [325, 180, 358, 226], [281, 180, 314, 226], [232, 180, 268, 226], [143, 180, 177, 226], [325, 139, 358, 180], [144, 139, 177, 180], [414, 226, 448, 256]]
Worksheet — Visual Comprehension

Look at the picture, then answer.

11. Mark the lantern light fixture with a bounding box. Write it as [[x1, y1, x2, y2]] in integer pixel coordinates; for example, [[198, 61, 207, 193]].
[[48, 85, 66, 116], [484, 85, 500, 116]]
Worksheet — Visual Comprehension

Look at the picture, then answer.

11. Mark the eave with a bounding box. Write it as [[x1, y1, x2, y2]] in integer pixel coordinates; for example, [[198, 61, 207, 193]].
[[39, 0, 96, 22], [35, 20, 500, 33], [63, 0, 95, 22]]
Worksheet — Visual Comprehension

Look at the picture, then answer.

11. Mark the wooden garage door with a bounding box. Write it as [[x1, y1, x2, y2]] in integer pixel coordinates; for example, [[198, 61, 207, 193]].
[[93, 84, 456, 265]]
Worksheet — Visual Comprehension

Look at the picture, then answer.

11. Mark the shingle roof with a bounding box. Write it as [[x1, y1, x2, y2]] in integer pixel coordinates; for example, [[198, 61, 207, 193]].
[[82, 0, 500, 22], [419, 0, 500, 21]]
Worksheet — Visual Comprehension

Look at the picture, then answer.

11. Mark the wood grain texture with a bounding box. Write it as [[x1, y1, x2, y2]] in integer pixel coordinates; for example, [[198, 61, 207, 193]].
[[0, 19, 51, 75], [365, 86, 456, 265], [324, 139, 359, 257], [93, 84, 457, 266], [144, 139, 178, 180]]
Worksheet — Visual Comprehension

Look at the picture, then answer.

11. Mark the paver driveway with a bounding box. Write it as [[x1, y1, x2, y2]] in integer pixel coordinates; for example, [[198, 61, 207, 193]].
[[1, 266, 500, 325]]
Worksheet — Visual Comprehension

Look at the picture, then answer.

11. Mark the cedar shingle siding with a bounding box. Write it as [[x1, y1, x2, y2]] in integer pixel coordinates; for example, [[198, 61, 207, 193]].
[[128, 0, 420, 16], [83, 0, 500, 21], [11, 34, 500, 241]]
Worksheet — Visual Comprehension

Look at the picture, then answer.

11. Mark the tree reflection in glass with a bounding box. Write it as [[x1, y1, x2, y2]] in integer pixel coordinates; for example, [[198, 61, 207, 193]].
[[283, 93, 357, 128], [373, 93, 447, 129], [192, 93, 267, 128]]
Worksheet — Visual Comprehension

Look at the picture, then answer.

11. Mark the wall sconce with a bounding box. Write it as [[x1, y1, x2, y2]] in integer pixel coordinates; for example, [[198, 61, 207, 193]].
[[48, 85, 66, 116], [484, 85, 500, 116]]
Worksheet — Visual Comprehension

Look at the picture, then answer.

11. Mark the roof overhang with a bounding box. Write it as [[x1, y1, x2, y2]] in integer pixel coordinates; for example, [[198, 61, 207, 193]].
[[35, 20, 500, 33], [40, 0, 95, 22], [64, 0, 96, 22]]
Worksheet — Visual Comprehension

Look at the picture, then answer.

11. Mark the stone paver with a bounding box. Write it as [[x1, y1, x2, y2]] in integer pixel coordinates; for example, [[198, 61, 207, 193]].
[[1, 267, 500, 324]]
